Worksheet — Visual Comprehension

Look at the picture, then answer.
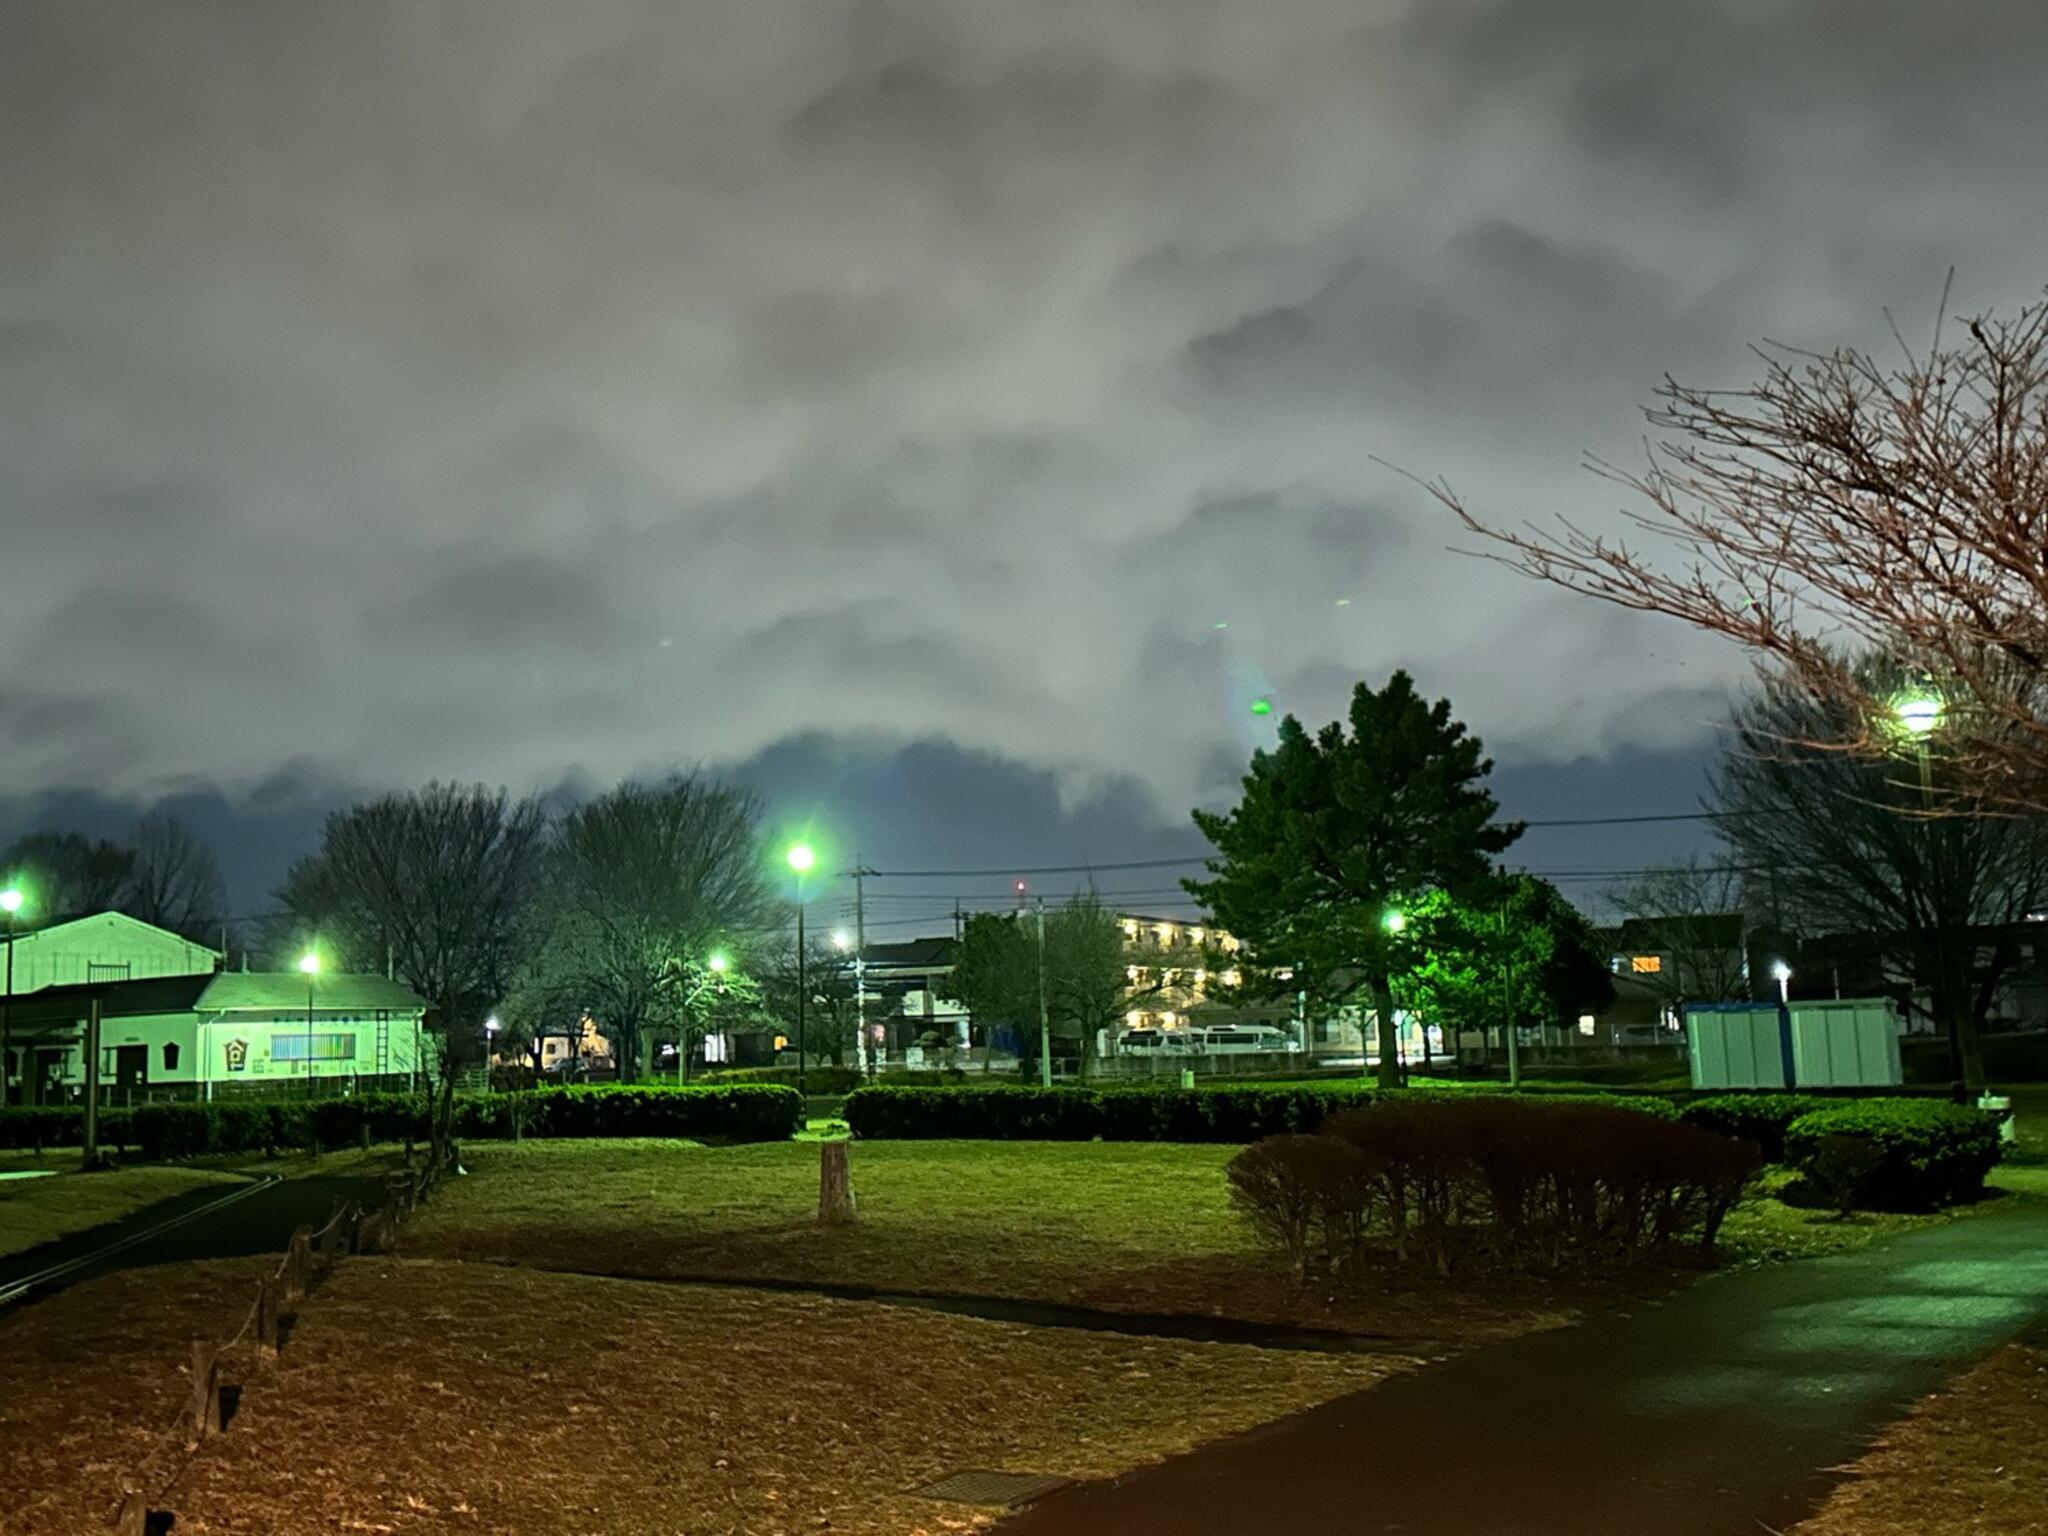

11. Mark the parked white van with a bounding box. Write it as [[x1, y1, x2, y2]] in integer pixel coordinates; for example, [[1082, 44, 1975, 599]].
[[1193, 1025, 1298, 1055]]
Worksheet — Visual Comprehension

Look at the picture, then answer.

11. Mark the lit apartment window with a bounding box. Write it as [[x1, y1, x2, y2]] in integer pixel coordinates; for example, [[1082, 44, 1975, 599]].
[[1126, 965, 1141, 983], [1223, 969, 1241, 988], [1630, 955, 1663, 975], [1189, 927, 1205, 946], [1122, 919, 1140, 940], [1125, 1010, 1143, 1029], [1577, 1015, 1596, 1036], [1156, 922, 1176, 946]]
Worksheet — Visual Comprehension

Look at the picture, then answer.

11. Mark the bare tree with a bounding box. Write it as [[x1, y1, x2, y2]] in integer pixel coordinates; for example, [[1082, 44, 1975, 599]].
[[526, 775, 779, 1083], [1604, 857, 1753, 1006], [277, 783, 551, 1155], [1712, 667, 2048, 1087], [1425, 288, 2048, 812], [0, 831, 134, 922], [124, 814, 227, 942]]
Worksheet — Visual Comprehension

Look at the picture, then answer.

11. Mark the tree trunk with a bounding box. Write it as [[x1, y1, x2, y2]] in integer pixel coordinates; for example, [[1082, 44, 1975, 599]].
[[1370, 972, 1402, 1091]]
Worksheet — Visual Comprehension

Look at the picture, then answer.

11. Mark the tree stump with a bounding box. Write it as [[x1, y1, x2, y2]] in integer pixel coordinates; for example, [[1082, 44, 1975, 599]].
[[284, 1227, 313, 1302], [113, 1491, 148, 1535], [818, 1141, 856, 1225], [189, 1340, 221, 1437]]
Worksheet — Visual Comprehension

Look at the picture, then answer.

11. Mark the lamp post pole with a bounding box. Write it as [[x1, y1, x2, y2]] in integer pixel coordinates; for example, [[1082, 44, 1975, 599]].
[[0, 889, 20, 1109], [298, 953, 320, 1094], [786, 844, 816, 1098], [1034, 896, 1051, 1088]]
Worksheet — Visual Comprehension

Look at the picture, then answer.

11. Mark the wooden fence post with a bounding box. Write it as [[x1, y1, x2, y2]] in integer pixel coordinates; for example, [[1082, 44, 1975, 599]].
[[255, 1276, 279, 1359], [189, 1339, 221, 1437], [284, 1226, 313, 1303], [113, 1491, 147, 1534], [818, 1141, 856, 1225]]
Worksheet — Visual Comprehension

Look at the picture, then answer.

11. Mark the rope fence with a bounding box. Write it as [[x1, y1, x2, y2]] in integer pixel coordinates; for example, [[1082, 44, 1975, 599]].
[[102, 1143, 460, 1532]]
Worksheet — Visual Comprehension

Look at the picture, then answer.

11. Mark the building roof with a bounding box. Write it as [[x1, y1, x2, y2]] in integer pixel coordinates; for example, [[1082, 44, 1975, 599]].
[[199, 972, 428, 1014], [1608, 914, 1746, 953], [2, 909, 222, 959], [862, 936, 957, 969], [5, 970, 427, 1027]]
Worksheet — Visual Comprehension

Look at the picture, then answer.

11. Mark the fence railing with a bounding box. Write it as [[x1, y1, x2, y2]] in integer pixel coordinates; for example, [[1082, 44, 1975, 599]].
[[100, 1145, 455, 1531]]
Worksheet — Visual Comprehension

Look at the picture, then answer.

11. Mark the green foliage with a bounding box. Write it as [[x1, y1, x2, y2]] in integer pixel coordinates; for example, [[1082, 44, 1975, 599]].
[[706, 1065, 869, 1095], [1679, 1094, 1838, 1161], [0, 1106, 136, 1152], [947, 895, 1146, 1072], [1784, 1099, 2003, 1209], [1405, 877, 1615, 1041], [1186, 672, 1522, 1088], [452, 1085, 802, 1142]]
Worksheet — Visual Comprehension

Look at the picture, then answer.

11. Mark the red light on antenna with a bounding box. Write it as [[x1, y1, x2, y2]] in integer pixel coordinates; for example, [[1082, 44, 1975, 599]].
[[1014, 880, 1027, 893]]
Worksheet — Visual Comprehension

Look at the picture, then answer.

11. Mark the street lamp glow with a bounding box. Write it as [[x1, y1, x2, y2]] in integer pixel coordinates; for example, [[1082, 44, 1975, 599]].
[[1894, 693, 1943, 739], [831, 929, 852, 951], [297, 952, 321, 976], [0, 888, 21, 916], [707, 951, 729, 973], [1382, 909, 1406, 934], [1770, 960, 1792, 983], [786, 843, 816, 874], [484, 1015, 500, 1033]]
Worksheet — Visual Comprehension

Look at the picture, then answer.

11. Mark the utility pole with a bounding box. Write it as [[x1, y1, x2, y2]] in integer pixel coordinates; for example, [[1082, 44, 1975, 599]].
[[1035, 895, 1052, 1088], [1500, 870, 1522, 1089], [853, 859, 872, 1079]]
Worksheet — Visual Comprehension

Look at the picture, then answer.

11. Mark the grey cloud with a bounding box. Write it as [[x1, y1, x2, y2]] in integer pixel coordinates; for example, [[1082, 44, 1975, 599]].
[[0, 0, 2036, 833]]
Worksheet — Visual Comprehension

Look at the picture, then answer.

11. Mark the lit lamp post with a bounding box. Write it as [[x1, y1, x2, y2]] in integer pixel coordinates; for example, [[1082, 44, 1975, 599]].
[[298, 952, 321, 1092], [1, 886, 24, 1108], [1380, 907, 1406, 1079], [483, 1015, 499, 1088], [1894, 691, 1943, 806], [1771, 959, 1793, 1006], [832, 927, 868, 1079], [786, 843, 815, 1096]]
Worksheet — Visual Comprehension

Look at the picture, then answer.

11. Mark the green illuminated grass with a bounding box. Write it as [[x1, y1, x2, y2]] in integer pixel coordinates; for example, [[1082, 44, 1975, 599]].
[[0, 1165, 244, 1258]]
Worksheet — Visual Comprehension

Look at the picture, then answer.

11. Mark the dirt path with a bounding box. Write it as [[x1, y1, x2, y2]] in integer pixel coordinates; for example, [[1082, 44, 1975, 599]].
[[999, 1201, 2048, 1536]]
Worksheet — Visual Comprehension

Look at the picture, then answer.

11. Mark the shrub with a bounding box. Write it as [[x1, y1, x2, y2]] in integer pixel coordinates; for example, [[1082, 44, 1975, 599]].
[[844, 1086, 1107, 1141], [0, 1107, 84, 1151], [706, 1065, 869, 1096], [1315, 1096, 1759, 1274], [455, 1084, 801, 1143], [132, 1104, 216, 1159], [1225, 1134, 1387, 1279], [1784, 1100, 2002, 1210], [1679, 1094, 1837, 1161]]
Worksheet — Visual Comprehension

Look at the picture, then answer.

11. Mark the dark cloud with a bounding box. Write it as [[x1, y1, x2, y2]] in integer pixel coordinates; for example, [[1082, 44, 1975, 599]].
[[1, 0, 2036, 855]]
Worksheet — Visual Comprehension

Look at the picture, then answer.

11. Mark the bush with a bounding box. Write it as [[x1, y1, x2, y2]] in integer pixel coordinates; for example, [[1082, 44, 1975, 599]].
[[1679, 1094, 1837, 1161], [1307, 1097, 1759, 1274], [453, 1084, 801, 1143], [1226, 1135, 1387, 1279], [1784, 1100, 2002, 1209]]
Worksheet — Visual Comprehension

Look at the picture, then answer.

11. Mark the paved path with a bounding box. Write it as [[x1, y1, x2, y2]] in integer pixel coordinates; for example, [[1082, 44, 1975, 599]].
[[0, 1173, 384, 1309], [1000, 1203, 2048, 1536]]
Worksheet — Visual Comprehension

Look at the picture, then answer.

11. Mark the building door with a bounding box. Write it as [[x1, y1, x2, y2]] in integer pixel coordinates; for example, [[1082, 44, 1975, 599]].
[[32, 1048, 68, 1106], [115, 1044, 148, 1093]]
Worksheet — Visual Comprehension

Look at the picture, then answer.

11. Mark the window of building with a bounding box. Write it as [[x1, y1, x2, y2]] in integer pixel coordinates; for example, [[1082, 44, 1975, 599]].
[[1577, 1015, 1596, 1037], [162, 1042, 181, 1071], [1629, 955, 1663, 975], [270, 1033, 357, 1062]]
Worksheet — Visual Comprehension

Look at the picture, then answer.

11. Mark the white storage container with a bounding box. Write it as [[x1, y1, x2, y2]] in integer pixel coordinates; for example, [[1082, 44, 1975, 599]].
[[1788, 999, 1904, 1088], [1685, 1005, 1790, 1090]]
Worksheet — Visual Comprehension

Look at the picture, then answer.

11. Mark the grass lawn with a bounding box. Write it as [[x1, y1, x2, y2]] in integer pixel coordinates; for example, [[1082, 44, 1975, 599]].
[[0, 1256, 1400, 1535], [0, 1164, 245, 1258], [1789, 1326, 2048, 1536], [400, 1137, 1933, 1344]]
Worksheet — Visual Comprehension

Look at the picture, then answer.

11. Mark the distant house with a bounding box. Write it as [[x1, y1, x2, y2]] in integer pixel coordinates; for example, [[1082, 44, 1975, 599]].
[[5, 970, 429, 1105], [860, 936, 971, 1053]]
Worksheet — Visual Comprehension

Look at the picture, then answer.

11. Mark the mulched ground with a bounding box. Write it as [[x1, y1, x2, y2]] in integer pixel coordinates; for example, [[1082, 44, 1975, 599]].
[[1, 1257, 1406, 1535], [1791, 1328, 2048, 1536]]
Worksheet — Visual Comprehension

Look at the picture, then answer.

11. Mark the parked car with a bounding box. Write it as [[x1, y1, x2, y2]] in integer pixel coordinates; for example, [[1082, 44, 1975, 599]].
[[1117, 1028, 1197, 1054], [1193, 1025, 1299, 1055]]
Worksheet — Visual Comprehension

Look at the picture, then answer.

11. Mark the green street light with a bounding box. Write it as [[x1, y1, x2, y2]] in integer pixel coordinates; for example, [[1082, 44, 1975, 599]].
[[707, 951, 729, 974], [298, 952, 321, 976], [297, 952, 320, 1092], [1383, 909, 1406, 934], [1894, 693, 1943, 739], [786, 843, 816, 873], [0, 888, 22, 917]]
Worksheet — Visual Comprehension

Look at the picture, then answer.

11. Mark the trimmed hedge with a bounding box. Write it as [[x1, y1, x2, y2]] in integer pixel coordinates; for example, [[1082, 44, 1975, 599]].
[[1678, 1094, 1838, 1162], [3, 1084, 801, 1159], [706, 1065, 870, 1095], [1229, 1097, 1761, 1275], [842, 1082, 1675, 1143], [0, 1106, 136, 1152], [1783, 1099, 2003, 1210]]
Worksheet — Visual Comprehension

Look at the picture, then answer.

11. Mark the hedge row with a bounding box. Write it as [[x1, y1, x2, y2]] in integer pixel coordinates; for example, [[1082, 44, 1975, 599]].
[[841, 1084, 1677, 1143], [0, 1084, 801, 1158], [1784, 1099, 2003, 1210], [1228, 1098, 1761, 1276], [1677, 1094, 1840, 1162]]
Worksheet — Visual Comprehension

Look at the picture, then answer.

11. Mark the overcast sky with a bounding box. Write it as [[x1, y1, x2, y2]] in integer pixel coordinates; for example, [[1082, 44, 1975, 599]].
[[6, 0, 2048, 914]]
